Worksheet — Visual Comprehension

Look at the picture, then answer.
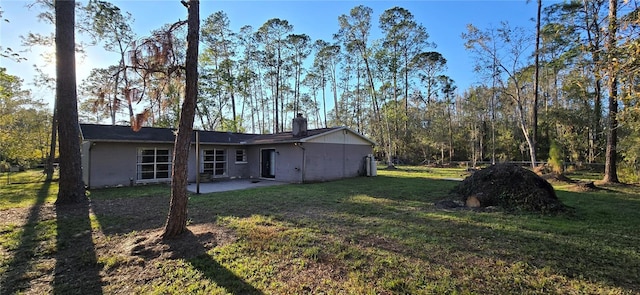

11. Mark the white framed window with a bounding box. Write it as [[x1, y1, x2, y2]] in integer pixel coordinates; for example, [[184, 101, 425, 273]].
[[235, 149, 247, 163], [137, 148, 171, 181], [203, 149, 226, 177]]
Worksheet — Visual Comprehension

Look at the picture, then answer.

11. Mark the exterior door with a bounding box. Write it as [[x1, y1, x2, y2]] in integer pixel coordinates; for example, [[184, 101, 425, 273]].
[[261, 149, 276, 178]]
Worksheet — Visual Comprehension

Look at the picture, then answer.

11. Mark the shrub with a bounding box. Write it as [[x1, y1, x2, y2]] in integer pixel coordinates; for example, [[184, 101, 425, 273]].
[[548, 140, 563, 174]]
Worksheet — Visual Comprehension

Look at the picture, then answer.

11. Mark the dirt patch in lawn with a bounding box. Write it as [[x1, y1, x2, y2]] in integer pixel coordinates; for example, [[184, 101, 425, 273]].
[[95, 223, 237, 293], [0, 196, 236, 295], [0, 205, 56, 227]]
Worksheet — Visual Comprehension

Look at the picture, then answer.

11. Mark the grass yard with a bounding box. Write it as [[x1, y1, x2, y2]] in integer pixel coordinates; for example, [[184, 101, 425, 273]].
[[1, 167, 640, 294]]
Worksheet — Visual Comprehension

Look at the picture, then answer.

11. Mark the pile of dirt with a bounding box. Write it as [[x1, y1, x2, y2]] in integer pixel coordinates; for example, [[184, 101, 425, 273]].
[[449, 163, 567, 213]]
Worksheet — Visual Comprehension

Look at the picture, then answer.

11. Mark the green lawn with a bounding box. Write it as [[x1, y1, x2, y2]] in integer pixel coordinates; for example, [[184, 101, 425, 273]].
[[0, 170, 58, 209], [1, 167, 640, 294]]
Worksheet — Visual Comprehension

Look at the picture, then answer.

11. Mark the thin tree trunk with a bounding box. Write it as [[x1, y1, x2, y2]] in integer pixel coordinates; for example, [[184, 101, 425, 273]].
[[447, 102, 454, 162], [490, 51, 497, 164], [163, 0, 199, 238], [275, 46, 281, 133], [360, 48, 381, 125], [322, 74, 327, 128], [356, 61, 362, 132], [248, 72, 256, 133], [392, 46, 399, 135], [603, 0, 619, 183], [224, 60, 237, 132], [114, 40, 129, 126], [111, 73, 118, 125], [404, 51, 409, 134], [256, 66, 265, 133], [55, 0, 86, 204], [331, 63, 339, 125], [514, 87, 537, 169], [295, 57, 301, 115], [533, 0, 541, 152], [583, 1, 604, 164]]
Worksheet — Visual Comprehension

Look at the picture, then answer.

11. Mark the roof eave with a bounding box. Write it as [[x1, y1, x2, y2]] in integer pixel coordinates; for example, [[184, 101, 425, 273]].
[[83, 139, 175, 144], [299, 127, 376, 146]]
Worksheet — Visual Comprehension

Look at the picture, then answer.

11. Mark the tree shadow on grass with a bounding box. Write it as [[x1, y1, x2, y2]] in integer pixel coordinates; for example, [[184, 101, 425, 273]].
[[163, 230, 263, 295], [0, 180, 51, 294], [53, 200, 103, 294]]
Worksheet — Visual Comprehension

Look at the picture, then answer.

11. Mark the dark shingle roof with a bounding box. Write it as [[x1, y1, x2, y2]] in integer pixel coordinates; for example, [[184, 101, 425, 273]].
[[80, 124, 177, 143], [246, 128, 338, 144], [79, 124, 357, 145], [197, 130, 259, 144]]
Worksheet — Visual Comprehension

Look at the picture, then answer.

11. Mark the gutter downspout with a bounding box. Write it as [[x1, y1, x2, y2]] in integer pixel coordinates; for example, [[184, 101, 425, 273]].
[[295, 142, 305, 183]]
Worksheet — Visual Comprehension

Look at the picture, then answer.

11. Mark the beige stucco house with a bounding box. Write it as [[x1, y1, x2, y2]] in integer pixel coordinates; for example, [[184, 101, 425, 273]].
[[80, 118, 376, 189]]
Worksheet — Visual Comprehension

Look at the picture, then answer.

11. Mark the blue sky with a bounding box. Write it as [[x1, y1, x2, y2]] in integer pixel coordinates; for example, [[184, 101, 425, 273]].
[[1, 0, 547, 110]]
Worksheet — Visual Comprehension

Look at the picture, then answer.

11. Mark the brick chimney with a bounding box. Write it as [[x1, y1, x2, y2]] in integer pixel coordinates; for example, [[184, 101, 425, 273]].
[[292, 113, 308, 137]]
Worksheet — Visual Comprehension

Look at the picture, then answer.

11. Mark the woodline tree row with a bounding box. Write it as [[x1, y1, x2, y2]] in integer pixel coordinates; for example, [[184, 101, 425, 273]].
[[2, 1, 640, 182]]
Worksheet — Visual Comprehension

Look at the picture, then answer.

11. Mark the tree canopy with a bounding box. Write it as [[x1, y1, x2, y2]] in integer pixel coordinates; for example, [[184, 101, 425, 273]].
[[4, 1, 640, 181], [0, 68, 50, 168]]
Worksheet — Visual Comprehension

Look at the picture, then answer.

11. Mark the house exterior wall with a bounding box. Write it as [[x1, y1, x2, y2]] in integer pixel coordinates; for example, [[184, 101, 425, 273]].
[[303, 142, 372, 182], [230, 148, 250, 179], [245, 144, 304, 183], [187, 144, 251, 182], [273, 145, 304, 183], [243, 131, 373, 184], [245, 147, 260, 179], [84, 142, 174, 188], [83, 142, 255, 188], [82, 128, 374, 188]]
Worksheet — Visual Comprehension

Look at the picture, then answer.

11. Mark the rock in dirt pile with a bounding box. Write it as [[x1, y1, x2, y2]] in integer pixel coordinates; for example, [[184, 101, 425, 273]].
[[450, 163, 567, 213]]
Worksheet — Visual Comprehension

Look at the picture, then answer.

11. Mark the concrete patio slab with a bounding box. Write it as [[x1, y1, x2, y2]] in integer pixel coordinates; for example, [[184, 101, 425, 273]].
[[187, 179, 288, 194]]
